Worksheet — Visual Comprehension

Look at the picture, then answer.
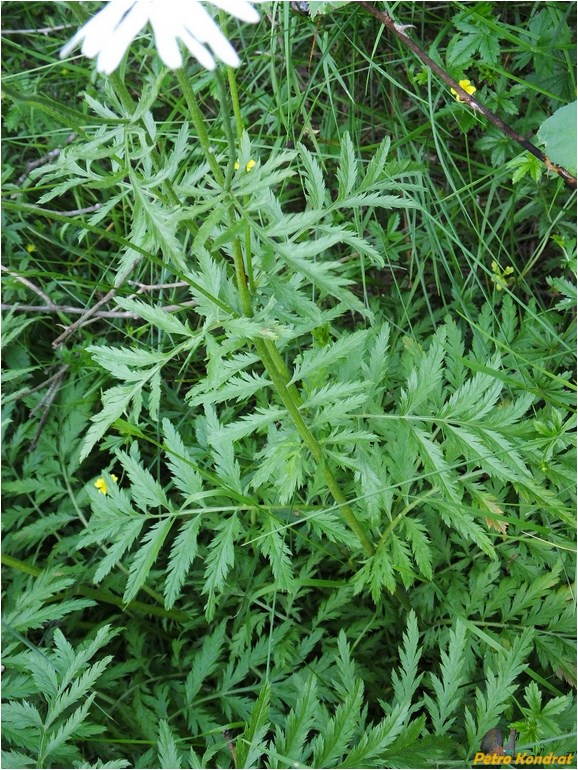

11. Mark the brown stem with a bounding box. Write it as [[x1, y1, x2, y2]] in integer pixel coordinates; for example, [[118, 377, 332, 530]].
[[28, 365, 69, 450], [51, 256, 142, 347], [1, 301, 197, 317], [15, 132, 76, 186], [360, 1, 577, 190], [1, 264, 55, 304]]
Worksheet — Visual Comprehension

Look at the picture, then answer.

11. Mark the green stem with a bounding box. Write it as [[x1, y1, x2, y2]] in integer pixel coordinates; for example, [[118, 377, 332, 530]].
[[176, 68, 224, 185], [217, 68, 256, 291], [254, 338, 375, 556], [229, 234, 373, 554], [244, 222, 255, 292], [179, 67, 375, 557], [215, 70, 237, 181], [230, 212, 253, 317], [1, 553, 189, 622], [378, 489, 436, 548], [263, 339, 302, 404], [227, 66, 245, 140]]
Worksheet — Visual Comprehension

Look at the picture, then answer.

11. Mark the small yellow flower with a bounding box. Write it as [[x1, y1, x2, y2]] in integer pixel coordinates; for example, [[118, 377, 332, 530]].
[[234, 159, 256, 172], [94, 474, 118, 495], [491, 261, 515, 291], [451, 79, 476, 103], [26, 244, 36, 253]]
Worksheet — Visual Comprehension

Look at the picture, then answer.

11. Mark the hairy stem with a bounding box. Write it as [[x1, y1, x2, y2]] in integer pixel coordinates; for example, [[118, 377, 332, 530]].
[[227, 66, 245, 140], [182, 64, 375, 556], [222, 66, 256, 289], [176, 68, 225, 185], [254, 337, 375, 556]]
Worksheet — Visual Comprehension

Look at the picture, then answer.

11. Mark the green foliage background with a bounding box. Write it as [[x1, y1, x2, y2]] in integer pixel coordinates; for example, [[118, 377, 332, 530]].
[[2, 1, 576, 768]]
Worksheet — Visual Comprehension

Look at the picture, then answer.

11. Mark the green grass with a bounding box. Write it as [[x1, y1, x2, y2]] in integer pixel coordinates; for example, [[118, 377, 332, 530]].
[[2, 1, 576, 768]]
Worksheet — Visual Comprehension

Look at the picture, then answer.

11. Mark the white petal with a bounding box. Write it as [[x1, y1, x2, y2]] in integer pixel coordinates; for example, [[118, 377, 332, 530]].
[[203, 0, 260, 24], [93, 4, 150, 72], [178, 2, 219, 44], [62, 0, 137, 58], [181, 3, 240, 66], [60, 26, 87, 59], [148, 11, 184, 69], [83, 0, 139, 57], [60, 0, 257, 74], [179, 31, 217, 70], [206, 34, 240, 67]]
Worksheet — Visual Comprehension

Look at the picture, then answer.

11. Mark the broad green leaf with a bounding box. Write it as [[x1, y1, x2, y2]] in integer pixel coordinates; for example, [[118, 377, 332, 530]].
[[537, 101, 577, 172]]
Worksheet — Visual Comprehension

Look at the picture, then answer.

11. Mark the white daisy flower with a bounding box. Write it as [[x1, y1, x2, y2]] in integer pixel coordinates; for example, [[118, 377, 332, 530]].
[[60, 0, 260, 75]]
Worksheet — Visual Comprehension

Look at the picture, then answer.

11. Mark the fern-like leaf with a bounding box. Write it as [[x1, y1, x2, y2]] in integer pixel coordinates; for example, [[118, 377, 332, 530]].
[[123, 516, 174, 604], [259, 516, 295, 592], [236, 682, 271, 769], [164, 515, 202, 609], [202, 513, 242, 621], [273, 674, 318, 768], [157, 719, 182, 770], [424, 619, 468, 734]]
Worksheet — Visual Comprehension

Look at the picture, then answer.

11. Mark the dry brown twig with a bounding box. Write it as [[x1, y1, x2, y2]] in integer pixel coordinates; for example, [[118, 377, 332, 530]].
[[28, 364, 69, 451], [1, 300, 198, 318], [15, 133, 76, 187], [50, 256, 144, 348], [2, 264, 196, 343], [360, 1, 577, 190], [0, 303, 142, 318]]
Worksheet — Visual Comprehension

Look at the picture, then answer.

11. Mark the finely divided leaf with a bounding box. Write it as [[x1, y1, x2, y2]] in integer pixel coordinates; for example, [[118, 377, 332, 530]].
[[424, 620, 468, 734], [202, 513, 242, 621], [236, 682, 271, 769], [391, 610, 423, 711], [259, 516, 295, 592], [157, 719, 182, 770], [336, 131, 358, 201], [275, 675, 318, 767], [290, 329, 370, 385], [312, 679, 364, 767], [123, 517, 174, 604], [164, 515, 202, 609], [80, 382, 140, 462], [162, 419, 204, 499], [116, 446, 169, 510], [298, 144, 327, 209]]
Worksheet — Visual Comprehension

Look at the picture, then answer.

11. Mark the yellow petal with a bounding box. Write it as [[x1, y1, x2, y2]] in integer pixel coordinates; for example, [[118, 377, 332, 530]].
[[94, 478, 108, 494]]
